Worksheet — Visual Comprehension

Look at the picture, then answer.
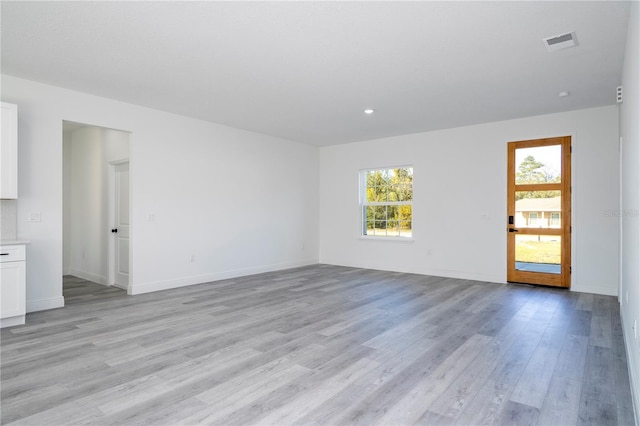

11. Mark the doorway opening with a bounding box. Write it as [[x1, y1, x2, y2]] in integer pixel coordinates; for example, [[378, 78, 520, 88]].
[[507, 136, 571, 288], [63, 121, 131, 292]]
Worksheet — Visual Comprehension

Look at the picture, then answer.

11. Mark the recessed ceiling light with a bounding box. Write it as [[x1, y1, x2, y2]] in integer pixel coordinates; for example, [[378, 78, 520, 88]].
[[558, 91, 570, 97], [364, 109, 375, 114]]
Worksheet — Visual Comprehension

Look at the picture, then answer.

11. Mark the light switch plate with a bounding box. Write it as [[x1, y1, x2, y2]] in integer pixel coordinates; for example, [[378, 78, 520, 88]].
[[27, 212, 42, 222]]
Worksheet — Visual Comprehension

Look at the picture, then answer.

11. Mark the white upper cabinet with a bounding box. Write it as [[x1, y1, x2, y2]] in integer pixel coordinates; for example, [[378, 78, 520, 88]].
[[1, 102, 18, 199]]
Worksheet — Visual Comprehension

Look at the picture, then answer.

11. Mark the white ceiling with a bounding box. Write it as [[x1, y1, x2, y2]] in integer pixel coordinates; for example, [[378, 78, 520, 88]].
[[1, 1, 631, 146]]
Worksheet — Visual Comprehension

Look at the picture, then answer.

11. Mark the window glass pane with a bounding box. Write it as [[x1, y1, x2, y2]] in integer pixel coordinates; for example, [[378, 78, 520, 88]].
[[400, 185, 413, 202], [515, 191, 561, 229], [388, 185, 400, 202], [364, 206, 375, 232], [515, 145, 561, 185], [399, 221, 412, 237], [366, 187, 376, 203], [387, 205, 398, 221], [399, 205, 412, 222], [374, 206, 387, 221], [381, 169, 390, 184], [362, 167, 413, 238], [515, 234, 561, 274], [388, 221, 399, 236]]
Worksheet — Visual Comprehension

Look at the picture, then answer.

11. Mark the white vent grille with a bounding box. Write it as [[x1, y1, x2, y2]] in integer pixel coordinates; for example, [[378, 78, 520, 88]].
[[543, 32, 578, 52]]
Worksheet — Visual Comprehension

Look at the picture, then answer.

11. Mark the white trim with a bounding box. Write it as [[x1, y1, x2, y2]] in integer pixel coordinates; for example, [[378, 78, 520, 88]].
[[358, 163, 414, 174], [619, 135, 623, 303], [0, 315, 25, 328], [359, 236, 415, 243], [128, 258, 319, 295], [621, 312, 640, 425], [569, 284, 618, 297], [364, 201, 412, 207], [26, 296, 64, 313], [319, 260, 505, 284]]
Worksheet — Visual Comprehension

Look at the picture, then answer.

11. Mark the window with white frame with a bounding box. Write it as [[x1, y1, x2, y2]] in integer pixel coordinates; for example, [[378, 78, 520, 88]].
[[550, 212, 560, 226], [361, 167, 413, 238], [529, 212, 539, 226]]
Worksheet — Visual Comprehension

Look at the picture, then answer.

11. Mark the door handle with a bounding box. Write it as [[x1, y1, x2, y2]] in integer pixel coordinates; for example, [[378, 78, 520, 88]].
[[508, 228, 519, 233], [111, 228, 118, 233]]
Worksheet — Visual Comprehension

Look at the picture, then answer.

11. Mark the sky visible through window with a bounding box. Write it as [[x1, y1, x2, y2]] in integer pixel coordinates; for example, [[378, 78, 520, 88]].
[[515, 145, 561, 179]]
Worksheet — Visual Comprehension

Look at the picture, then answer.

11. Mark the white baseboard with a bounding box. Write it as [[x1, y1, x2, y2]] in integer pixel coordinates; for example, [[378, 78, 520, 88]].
[[570, 283, 618, 296], [0, 315, 25, 328], [67, 268, 108, 286], [26, 296, 64, 313], [129, 258, 319, 295], [621, 312, 640, 426], [318, 259, 505, 285]]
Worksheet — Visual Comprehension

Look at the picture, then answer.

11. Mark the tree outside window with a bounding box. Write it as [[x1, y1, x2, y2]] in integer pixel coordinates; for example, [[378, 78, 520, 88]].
[[361, 167, 413, 238]]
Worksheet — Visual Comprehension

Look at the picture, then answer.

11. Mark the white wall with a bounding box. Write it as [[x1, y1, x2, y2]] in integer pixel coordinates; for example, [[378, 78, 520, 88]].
[[3, 74, 319, 308], [319, 105, 620, 296], [620, 1, 640, 419], [63, 125, 130, 285]]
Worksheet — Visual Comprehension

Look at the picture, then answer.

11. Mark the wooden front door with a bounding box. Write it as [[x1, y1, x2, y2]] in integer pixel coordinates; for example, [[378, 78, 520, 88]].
[[507, 136, 571, 288]]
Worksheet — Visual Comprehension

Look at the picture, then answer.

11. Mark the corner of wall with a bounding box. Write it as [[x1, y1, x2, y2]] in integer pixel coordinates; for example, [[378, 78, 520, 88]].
[[619, 2, 640, 422]]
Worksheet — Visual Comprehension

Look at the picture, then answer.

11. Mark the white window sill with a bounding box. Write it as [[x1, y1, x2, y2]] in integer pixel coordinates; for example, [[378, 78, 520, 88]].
[[358, 236, 415, 243]]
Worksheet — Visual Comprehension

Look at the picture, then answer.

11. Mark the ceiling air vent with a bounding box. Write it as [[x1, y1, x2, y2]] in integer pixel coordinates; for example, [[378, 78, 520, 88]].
[[543, 32, 578, 52]]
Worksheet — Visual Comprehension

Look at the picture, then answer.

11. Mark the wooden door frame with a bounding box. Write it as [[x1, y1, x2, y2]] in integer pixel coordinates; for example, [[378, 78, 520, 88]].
[[507, 136, 571, 288]]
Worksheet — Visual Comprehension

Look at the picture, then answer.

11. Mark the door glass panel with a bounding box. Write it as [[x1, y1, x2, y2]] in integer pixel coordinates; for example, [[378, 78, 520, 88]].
[[515, 145, 561, 185], [515, 234, 561, 274], [514, 191, 562, 228]]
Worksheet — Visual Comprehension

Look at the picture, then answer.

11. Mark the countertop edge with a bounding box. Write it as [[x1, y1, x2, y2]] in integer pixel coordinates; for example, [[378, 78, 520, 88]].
[[0, 240, 31, 245]]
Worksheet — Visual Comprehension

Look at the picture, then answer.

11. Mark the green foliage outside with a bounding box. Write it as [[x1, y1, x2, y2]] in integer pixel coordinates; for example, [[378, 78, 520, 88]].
[[516, 240, 561, 264], [364, 168, 413, 234], [515, 155, 561, 200]]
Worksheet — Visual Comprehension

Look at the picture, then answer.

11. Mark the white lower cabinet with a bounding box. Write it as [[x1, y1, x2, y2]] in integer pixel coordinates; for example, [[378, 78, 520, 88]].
[[1, 244, 26, 328]]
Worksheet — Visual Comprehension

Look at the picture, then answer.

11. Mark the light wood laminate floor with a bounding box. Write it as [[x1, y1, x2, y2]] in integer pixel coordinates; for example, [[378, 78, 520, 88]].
[[1, 265, 636, 425]]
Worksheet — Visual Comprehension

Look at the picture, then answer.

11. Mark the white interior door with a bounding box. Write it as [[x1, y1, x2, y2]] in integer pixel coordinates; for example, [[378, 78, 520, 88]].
[[113, 162, 130, 288]]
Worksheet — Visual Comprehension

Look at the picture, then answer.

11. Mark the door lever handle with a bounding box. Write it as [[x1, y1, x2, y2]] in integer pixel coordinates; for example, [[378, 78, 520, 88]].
[[111, 228, 118, 233], [508, 228, 519, 233]]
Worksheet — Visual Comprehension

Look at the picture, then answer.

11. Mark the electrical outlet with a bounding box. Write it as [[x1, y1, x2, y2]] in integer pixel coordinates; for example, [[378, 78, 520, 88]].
[[189, 254, 195, 263]]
